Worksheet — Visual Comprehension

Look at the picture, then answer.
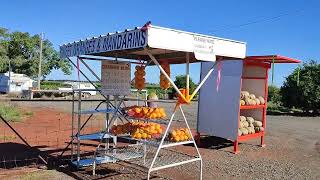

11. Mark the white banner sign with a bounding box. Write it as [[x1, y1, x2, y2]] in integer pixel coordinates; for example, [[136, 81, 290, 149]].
[[193, 35, 216, 62], [101, 61, 131, 96], [60, 29, 147, 58]]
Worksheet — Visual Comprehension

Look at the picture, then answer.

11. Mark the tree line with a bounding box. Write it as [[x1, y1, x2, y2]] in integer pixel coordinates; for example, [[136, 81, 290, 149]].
[[269, 60, 320, 114], [0, 27, 71, 78]]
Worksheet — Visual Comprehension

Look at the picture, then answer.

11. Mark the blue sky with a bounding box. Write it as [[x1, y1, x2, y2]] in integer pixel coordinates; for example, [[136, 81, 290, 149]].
[[1, 0, 319, 86]]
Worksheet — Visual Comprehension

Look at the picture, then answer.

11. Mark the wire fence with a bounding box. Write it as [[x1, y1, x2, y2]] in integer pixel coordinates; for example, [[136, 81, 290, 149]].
[[0, 111, 104, 170]]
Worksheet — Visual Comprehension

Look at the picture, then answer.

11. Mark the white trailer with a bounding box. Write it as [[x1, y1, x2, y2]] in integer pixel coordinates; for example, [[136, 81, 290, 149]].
[[0, 72, 33, 93]]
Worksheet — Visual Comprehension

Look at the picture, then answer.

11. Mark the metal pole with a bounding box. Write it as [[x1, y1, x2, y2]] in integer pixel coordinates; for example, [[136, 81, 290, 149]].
[[8, 59, 11, 93], [77, 89, 81, 168], [189, 63, 215, 101], [186, 53, 190, 99], [71, 90, 75, 161], [37, 33, 43, 90], [144, 48, 187, 102], [79, 58, 101, 81]]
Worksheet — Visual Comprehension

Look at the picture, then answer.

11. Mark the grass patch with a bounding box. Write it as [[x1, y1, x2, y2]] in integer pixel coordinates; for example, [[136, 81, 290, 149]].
[[24, 111, 33, 116], [20, 170, 55, 180], [0, 104, 21, 122], [1, 135, 16, 141]]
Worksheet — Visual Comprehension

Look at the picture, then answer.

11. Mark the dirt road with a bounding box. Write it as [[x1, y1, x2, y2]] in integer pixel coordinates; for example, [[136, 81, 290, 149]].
[[1, 100, 319, 179]]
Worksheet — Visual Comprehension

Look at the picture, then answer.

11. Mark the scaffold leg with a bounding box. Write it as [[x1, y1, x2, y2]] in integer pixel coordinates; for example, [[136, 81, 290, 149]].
[[261, 136, 266, 147], [195, 132, 201, 146], [234, 141, 239, 154]]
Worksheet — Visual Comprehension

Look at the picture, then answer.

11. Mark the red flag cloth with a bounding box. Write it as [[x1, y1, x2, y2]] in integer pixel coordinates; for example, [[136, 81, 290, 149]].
[[216, 61, 222, 92], [141, 21, 151, 32]]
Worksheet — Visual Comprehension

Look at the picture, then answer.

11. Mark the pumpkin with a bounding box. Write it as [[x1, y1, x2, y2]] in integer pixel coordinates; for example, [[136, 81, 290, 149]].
[[247, 117, 254, 123], [258, 96, 265, 104], [255, 98, 261, 105], [240, 128, 248, 135], [253, 120, 263, 127], [242, 121, 249, 127]]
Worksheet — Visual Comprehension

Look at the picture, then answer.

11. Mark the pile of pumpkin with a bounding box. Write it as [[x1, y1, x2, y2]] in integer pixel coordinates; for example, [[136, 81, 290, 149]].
[[160, 62, 171, 90], [168, 128, 192, 142], [240, 91, 265, 106], [125, 106, 167, 119], [110, 122, 163, 139], [134, 65, 146, 90], [238, 116, 264, 136]]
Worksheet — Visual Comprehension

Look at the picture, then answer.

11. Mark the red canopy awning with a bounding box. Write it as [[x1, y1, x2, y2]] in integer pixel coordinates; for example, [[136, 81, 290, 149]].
[[245, 55, 301, 64]]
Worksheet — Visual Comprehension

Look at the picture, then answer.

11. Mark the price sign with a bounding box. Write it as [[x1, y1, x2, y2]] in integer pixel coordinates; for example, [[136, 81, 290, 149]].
[[101, 61, 131, 96]]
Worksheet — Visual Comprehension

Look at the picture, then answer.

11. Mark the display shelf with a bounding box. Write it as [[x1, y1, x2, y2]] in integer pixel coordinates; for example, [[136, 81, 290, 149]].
[[240, 104, 266, 110], [125, 116, 170, 124], [133, 147, 200, 170], [238, 131, 264, 141], [75, 108, 117, 114], [119, 135, 193, 148], [96, 145, 144, 161], [71, 156, 115, 167], [102, 145, 200, 170], [75, 132, 117, 141]]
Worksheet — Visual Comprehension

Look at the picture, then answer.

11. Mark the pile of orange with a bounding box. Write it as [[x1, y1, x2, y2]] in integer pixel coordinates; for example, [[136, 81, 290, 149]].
[[134, 65, 146, 90], [110, 122, 132, 135], [126, 106, 167, 119], [110, 122, 163, 139], [168, 128, 192, 142], [131, 122, 163, 139], [160, 62, 170, 90]]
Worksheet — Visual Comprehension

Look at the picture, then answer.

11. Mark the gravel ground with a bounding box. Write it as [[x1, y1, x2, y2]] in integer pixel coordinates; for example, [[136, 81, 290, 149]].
[[3, 99, 320, 180]]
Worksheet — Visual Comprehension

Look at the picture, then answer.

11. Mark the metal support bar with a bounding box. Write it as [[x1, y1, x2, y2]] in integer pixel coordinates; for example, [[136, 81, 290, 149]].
[[59, 100, 105, 157], [189, 63, 215, 101], [147, 104, 179, 179], [67, 57, 98, 90], [144, 48, 187, 102], [179, 105, 203, 180], [77, 89, 82, 168], [0, 115, 48, 165], [150, 158, 201, 172], [79, 58, 101, 81], [186, 53, 190, 97]]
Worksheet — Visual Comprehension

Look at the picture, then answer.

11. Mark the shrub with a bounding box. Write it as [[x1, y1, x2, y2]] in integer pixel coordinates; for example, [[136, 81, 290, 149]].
[[0, 104, 21, 122], [280, 60, 320, 113], [268, 85, 281, 103]]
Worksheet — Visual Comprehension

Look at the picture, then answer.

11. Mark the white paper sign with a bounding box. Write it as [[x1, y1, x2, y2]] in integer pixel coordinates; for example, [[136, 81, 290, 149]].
[[193, 35, 216, 62], [101, 61, 131, 96]]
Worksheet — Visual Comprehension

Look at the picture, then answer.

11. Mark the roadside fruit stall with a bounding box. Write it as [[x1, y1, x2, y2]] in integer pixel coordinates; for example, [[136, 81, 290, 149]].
[[59, 22, 246, 179], [197, 55, 300, 153]]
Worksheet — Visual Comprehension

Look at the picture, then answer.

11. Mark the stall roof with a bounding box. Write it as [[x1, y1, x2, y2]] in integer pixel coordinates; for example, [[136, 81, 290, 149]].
[[245, 55, 301, 64], [60, 23, 247, 64]]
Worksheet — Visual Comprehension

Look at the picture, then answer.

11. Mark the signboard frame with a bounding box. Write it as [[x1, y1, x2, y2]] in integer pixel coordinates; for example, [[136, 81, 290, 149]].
[[101, 61, 131, 96]]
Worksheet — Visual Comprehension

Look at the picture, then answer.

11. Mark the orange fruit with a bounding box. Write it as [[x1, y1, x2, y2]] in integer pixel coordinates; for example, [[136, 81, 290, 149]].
[[171, 130, 177, 137], [174, 136, 180, 142], [155, 124, 161, 130], [135, 133, 142, 139], [141, 133, 148, 139]]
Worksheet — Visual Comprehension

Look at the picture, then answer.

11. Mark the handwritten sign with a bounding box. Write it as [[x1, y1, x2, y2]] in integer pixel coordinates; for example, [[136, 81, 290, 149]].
[[193, 35, 216, 62], [101, 61, 131, 96], [60, 29, 147, 58]]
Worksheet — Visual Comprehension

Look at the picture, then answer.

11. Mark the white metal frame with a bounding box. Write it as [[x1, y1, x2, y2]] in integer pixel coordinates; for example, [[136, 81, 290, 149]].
[[66, 48, 217, 179]]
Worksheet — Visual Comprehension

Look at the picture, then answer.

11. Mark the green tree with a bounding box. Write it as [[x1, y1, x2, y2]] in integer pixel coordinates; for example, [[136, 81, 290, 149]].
[[174, 75, 196, 93], [268, 85, 281, 103], [280, 60, 320, 113], [0, 27, 71, 78]]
